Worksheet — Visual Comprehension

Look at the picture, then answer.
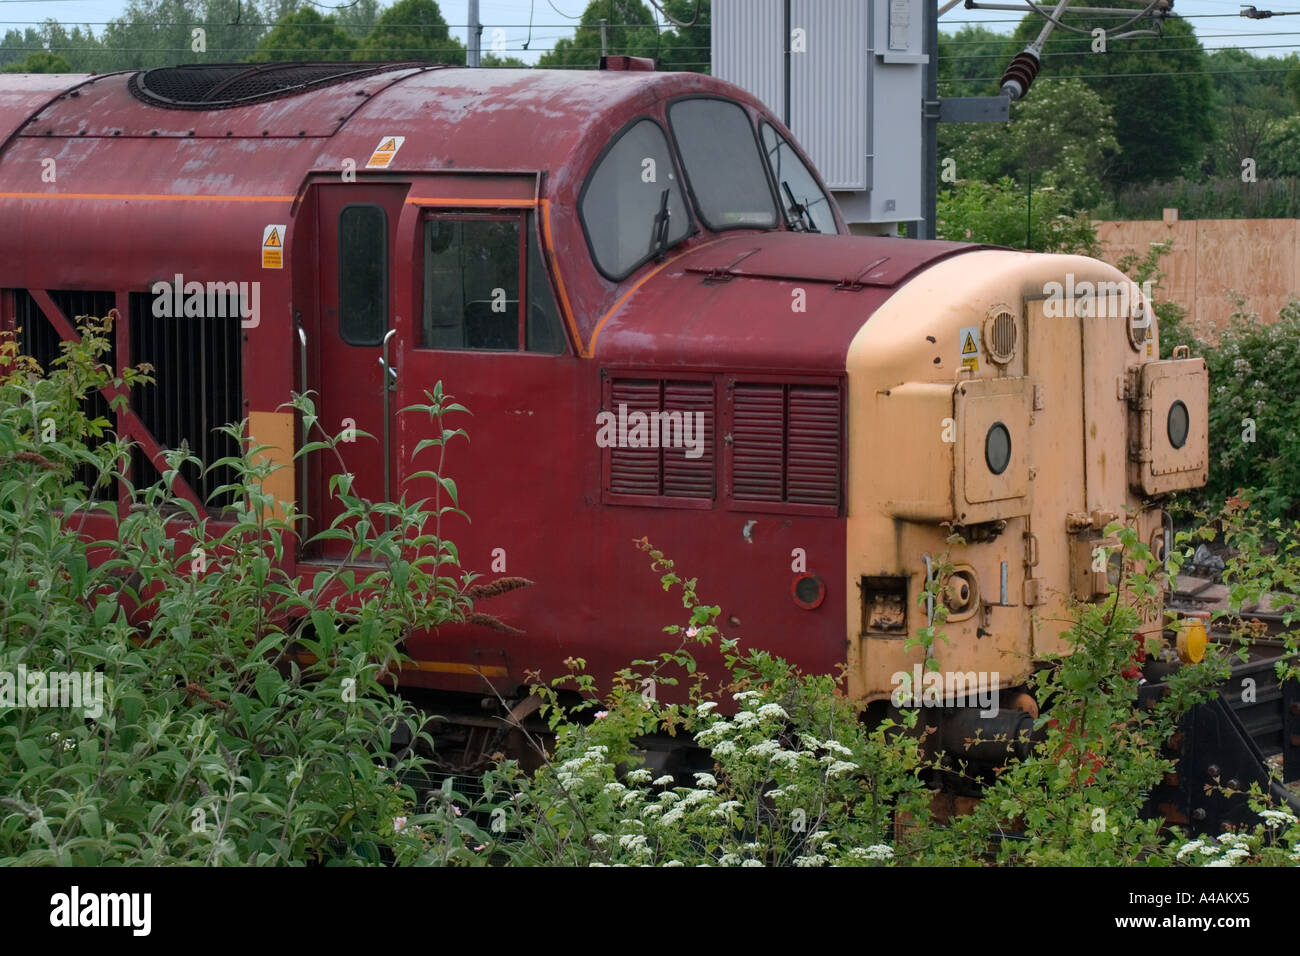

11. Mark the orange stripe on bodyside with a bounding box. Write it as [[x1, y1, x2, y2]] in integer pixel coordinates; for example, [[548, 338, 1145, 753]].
[[405, 197, 537, 207], [0, 192, 293, 202], [404, 660, 510, 678], [539, 199, 585, 358], [586, 238, 727, 355]]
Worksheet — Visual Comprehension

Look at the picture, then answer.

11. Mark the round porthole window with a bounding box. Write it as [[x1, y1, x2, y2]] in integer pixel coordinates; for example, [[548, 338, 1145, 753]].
[[985, 422, 1012, 475], [1167, 400, 1189, 450]]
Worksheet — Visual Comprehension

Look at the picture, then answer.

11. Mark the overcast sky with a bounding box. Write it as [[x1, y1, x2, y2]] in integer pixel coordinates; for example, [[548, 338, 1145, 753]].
[[3, 0, 1296, 59]]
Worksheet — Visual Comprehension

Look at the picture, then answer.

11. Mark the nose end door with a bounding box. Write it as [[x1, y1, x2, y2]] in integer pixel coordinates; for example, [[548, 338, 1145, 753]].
[[1129, 356, 1209, 496]]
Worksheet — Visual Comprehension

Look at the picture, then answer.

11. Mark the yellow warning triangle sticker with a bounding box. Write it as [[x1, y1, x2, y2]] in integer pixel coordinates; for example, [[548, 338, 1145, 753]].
[[263, 229, 281, 248], [376, 138, 397, 152], [962, 331, 977, 355]]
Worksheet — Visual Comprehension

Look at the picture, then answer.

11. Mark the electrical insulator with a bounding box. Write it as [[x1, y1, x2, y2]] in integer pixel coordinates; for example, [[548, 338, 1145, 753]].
[[1000, 50, 1041, 101]]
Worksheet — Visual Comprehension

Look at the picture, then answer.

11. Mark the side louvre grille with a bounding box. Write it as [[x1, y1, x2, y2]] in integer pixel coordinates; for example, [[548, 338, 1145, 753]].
[[607, 378, 715, 500], [14, 290, 118, 500], [732, 382, 842, 509], [786, 386, 842, 505], [731, 383, 784, 502], [662, 381, 714, 498], [608, 379, 661, 496], [129, 291, 243, 511]]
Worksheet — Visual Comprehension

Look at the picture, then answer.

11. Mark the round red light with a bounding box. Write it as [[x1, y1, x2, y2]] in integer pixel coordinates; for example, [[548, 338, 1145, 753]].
[[791, 573, 825, 610]]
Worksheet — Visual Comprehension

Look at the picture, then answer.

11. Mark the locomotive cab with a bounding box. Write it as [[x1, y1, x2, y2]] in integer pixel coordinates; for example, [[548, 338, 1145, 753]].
[[0, 62, 1209, 750]]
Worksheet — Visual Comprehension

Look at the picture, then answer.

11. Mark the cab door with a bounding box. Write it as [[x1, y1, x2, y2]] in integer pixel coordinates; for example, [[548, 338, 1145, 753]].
[[305, 183, 408, 560]]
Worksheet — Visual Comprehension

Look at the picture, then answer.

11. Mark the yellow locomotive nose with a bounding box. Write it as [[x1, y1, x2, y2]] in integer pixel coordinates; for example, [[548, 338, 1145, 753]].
[[844, 249, 1212, 704]]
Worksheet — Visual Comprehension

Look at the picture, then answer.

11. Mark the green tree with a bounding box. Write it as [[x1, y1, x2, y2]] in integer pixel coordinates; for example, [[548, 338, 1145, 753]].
[[1208, 48, 1293, 122], [335, 0, 382, 41], [1287, 60, 1300, 113], [1258, 115, 1300, 179], [537, 0, 658, 69], [938, 24, 1014, 97], [0, 28, 40, 69], [936, 176, 1100, 254], [356, 0, 465, 65], [1, 22, 103, 73], [656, 0, 710, 74], [101, 0, 272, 71], [938, 77, 1117, 212], [1005, 14, 1213, 188], [250, 7, 356, 62], [1, 51, 72, 73], [481, 53, 528, 68]]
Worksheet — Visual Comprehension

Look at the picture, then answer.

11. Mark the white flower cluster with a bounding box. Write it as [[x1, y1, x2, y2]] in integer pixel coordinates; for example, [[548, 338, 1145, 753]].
[[1259, 808, 1297, 830], [848, 844, 894, 862], [556, 745, 611, 789], [531, 689, 888, 867], [1176, 831, 1259, 867]]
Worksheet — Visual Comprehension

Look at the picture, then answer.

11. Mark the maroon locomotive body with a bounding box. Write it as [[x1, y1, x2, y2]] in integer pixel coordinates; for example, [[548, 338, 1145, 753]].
[[0, 61, 1211, 740], [0, 61, 910, 701]]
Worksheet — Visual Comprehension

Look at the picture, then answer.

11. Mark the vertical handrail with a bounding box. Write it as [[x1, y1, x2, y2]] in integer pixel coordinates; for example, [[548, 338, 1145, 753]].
[[297, 323, 308, 529], [380, 328, 397, 532], [1164, 510, 1175, 580], [922, 554, 935, 626]]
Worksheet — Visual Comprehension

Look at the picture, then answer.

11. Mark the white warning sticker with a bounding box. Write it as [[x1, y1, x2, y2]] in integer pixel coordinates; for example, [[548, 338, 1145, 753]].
[[366, 135, 406, 169], [959, 325, 980, 373], [262, 224, 285, 269]]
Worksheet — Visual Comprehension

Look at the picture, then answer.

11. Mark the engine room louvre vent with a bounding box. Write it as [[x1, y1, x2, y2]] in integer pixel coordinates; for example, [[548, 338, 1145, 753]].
[[607, 379, 714, 500], [14, 290, 118, 501], [128, 292, 242, 511], [732, 383, 842, 509], [127, 61, 434, 110]]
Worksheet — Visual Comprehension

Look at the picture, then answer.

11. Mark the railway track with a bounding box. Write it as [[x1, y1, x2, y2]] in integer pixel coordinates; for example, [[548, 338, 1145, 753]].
[[1158, 572, 1300, 825]]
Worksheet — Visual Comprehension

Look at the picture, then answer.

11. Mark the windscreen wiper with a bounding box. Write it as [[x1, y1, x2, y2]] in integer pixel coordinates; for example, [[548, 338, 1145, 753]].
[[651, 188, 671, 260], [782, 181, 818, 234]]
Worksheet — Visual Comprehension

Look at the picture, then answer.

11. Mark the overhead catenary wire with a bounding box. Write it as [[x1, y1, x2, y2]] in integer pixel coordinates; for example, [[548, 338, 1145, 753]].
[[939, 64, 1295, 81]]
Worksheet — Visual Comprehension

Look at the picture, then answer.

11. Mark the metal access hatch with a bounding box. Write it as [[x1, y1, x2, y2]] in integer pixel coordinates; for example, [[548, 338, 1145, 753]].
[[1129, 355, 1209, 496]]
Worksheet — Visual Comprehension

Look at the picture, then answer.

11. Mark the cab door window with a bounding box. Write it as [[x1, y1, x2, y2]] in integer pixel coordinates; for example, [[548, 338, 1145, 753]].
[[419, 211, 566, 353]]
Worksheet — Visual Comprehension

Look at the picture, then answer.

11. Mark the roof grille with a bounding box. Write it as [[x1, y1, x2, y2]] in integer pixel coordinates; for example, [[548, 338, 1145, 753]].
[[127, 61, 438, 110]]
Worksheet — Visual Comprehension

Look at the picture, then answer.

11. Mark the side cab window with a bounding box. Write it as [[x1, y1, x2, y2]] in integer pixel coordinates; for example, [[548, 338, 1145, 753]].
[[419, 210, 566, 354], [760, 123, 837, 235]]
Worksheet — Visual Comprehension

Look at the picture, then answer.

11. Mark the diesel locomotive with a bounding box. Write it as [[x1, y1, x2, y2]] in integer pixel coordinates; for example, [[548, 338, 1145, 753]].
[[3, 59, 1268, 827]]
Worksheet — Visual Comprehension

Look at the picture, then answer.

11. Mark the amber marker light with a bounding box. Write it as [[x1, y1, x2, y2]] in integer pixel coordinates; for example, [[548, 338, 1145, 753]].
[[1177, 614, 1209, 664]]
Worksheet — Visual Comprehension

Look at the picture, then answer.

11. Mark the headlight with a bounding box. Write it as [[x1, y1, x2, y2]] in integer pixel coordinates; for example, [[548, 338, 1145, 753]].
[[1167, 400, 1189, 450], [985, 422, 1011, 475]]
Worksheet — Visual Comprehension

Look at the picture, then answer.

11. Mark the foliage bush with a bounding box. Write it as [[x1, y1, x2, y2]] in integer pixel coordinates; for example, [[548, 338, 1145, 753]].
[[1097, 175, 1300, 221], [936, 177, 1100, 255], [4, 315, 1298, 867], [0, 315, 468, 864], [393, 527, 1300, 867]]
